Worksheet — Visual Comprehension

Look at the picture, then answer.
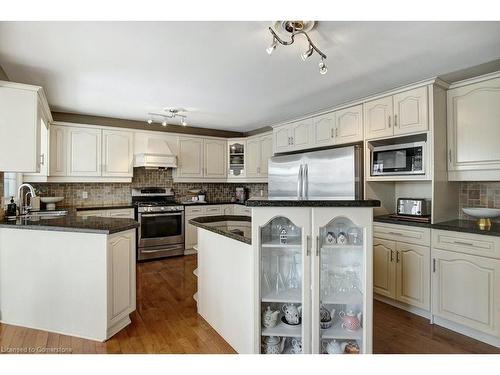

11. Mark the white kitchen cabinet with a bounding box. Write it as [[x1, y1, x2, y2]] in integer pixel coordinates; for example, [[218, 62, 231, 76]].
[[432, 248, 500, 337], [76, 208, 134, 219], [335, 104, 364, 144], [373, 223, 430, 311], [274, 125, 293, 154], [365, 87, 428, 140], [233, 204, 251, 217], [447, 75, 500, 180], [393, 86, 428, 135], [247, 132, 273, 180], [177, 137, 204, 178], [204, 139, 227, 178], [227, 139, 246, 179], [49, 125, 67, 176], [291, 119, 313, 151], [0, 81, 52, 173], [364, 96, 393, 140], [312, 112, 335, 148], [253, 206, 374, 354], [67, 126, 102, 177], [102, 129, 133, 177], [23, 113, 50, 182]]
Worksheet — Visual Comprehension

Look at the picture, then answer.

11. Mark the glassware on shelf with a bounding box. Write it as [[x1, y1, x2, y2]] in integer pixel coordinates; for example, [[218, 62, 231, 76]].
[[336, 224, 348, 245], [286, 254, 300, 290], [347, 227, 362, 245], [273, 254, 286, 295]]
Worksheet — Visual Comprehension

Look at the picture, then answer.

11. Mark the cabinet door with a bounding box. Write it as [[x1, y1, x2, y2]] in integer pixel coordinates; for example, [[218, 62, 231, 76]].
[[447, 77, 500, 173], [227, 140, 246, 178], [312, 113, 335, 148], [373, 238, 396, 298], [274, 125, 292, 153], [432, 248, 500, 336], [67, 126, 102, 176], [177, 137, 204, 178], [108, 208, 134, 219], [393, 86, 428, 135], [49, 125, 67, 176], [335, 105, 363, 144], [364, 96, 393, 139], [185, 215, 203, 249], [291, 119, 313, 150], [259, 134, 273, 177], [204, 139, 226, 178], [102, 130, 133, 177], [395, 242, 430, 310], [246, 137, 260, 178]]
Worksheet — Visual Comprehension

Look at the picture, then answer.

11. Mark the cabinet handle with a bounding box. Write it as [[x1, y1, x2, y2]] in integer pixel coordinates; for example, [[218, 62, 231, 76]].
[[335, 127, 338, 137], [388, 231, 403, 236], [448, 149, 452, 164], [453, 240, 474, 247], [306, 235, 311, 256], [331, 128, 334, 139], [394, 114, 398, 127], [432, 258, 436, 273], [40, 154, 45, 166], [396, 251, 400, 263], [291, 137, 294, 145], [388, 115, 391, 128], [390, 250, 394, 262], [316, 236, 320, 256]]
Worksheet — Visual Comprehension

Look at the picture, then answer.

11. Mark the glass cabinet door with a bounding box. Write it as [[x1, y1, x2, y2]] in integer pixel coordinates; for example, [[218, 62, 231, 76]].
[[259, 216, 307, 354], [228, 141, 245, 176], [317, 217, 365, 354]]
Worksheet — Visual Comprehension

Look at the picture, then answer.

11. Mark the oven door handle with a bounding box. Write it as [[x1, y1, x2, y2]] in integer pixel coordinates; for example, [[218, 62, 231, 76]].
[[140, 244, 183, 253], [140, 212, 183, 217]]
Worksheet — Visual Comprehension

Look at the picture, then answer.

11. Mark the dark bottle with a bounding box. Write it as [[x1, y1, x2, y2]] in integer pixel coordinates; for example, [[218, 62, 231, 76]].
[[6, 197, 17, 217]]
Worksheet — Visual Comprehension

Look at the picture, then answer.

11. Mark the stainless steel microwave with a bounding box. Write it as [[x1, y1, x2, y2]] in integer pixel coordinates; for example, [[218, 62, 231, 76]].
[[371, 141, 425, 176]]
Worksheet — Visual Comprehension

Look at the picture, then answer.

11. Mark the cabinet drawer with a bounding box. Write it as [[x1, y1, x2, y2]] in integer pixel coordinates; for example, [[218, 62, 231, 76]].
[[185, 206, 206, 216], [77, 209, 109, 218], [205, 206, 222, 215], [373, 222, 430, 246], [432, 230, 500, 259], [108, 208, 134, 219]]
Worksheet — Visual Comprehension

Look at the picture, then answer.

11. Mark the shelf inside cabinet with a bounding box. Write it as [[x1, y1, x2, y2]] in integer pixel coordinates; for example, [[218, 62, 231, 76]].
[[321, 245, 363, 251], [261, 289, 302, 303], [261, 239, 302, 249], [321, 291, 363, 305], [261, 320, 301, 338], [321, 321, 362, 340]]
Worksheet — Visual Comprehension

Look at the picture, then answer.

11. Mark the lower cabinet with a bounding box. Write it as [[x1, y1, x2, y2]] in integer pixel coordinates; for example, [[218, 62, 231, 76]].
[[431, 248, 500, 337], [76, 208, 134, 219], [373, 237, 430, 311]]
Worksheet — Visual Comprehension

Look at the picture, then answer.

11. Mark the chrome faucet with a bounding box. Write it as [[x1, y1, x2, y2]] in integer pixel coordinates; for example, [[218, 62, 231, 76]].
[[17, 183, 37, 215]]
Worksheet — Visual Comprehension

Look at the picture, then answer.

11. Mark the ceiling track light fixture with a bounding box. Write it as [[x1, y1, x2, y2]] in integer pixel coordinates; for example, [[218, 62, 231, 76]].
[[266, 21, 328, 75], [146, 108, 188, 127]]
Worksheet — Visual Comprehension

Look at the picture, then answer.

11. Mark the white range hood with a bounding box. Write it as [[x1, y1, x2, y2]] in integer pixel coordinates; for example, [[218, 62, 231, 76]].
[[134, 138, 177, 169]]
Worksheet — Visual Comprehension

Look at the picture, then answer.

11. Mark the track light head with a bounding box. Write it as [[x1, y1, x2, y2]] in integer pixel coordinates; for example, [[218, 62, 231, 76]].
[[319, 58, 328, 75], [147, 118, 153, 125], [301, 44, 314, 61], [266, 38, 277, 55], [161, 120, 167, 127], [181, 118, 187, 126]]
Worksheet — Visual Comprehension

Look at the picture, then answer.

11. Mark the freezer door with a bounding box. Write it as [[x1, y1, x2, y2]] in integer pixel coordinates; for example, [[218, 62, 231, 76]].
[[303, 146, 356, 200], [268, 153, 304, 199]]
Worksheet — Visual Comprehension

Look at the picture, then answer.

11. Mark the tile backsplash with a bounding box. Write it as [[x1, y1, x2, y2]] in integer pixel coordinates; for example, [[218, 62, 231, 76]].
[[31, 168, 267, 208], [459, 182, 500, 222]]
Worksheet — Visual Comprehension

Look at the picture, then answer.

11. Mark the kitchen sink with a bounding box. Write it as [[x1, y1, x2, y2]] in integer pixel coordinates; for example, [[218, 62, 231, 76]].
[[7, 210, 68, 220]]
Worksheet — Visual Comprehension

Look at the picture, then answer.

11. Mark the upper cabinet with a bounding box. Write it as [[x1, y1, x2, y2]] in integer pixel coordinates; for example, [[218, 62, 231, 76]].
[[246, 133, 272, 180], [102, 129, 133, 177], [227, 139, 246, 179], [312, 112, 335, 147], [447, 75, 500, 181], [175, 136, 227, 181], [291, 119, 313, 150], [365, 87, 428, 140], [335, 104, 364, 144], [67, 126, 102, 176], [0, 81, 52, 173]]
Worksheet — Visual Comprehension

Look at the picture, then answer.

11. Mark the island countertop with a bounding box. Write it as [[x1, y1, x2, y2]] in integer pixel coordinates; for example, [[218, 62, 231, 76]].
[[245, 198, 381, 207], [0, 214, 139, 234], [189, 215, 251, 244]]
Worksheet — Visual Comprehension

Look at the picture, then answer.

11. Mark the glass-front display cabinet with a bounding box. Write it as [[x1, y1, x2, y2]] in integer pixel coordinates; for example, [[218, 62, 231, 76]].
[[228, 140, 245, 178], [253, 206, 373, 354]]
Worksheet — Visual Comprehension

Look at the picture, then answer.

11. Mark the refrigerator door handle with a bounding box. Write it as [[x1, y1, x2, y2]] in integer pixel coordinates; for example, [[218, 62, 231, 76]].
[[302, 164, 308, 199], [297, 164, 303, 199]]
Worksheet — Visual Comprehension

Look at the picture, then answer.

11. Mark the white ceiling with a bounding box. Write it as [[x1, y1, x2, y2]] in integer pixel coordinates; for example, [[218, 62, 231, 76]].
[[1, 21, 500, 132]]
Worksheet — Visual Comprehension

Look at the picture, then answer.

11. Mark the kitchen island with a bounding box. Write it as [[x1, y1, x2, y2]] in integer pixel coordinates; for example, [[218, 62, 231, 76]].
[[0, 215, 139, 342]]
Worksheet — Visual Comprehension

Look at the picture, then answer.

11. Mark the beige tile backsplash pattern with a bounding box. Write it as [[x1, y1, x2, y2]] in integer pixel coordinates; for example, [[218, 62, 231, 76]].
[[459, 182, 500, 222], [31, 168, 267, 208]]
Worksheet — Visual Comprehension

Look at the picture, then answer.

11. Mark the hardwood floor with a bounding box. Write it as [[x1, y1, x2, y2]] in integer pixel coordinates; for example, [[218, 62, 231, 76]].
[[0, 255, 498, 354]]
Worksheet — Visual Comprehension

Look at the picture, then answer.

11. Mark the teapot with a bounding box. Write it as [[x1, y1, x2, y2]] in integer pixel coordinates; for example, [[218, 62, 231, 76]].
[[319, 305, 335, 329], [262, 306, 280, 328], [262, 336, 285, 354], [341, 341, 360, 354], [339, 310, 362, 331], [322, 339, 342, 354], [290, 338, 302, 354], [282, 303, 302, 325]]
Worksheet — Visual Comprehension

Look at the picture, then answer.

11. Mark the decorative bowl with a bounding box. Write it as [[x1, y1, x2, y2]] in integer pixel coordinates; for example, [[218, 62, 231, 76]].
[[462, 208, 500, 230], [40, 197, 64, 210]]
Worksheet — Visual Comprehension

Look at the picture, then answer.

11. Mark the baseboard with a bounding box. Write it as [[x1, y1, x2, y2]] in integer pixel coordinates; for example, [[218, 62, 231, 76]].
[[432, 316, 500, 349], [106, 315, 132, 341], [374, 294, 431, 320], [184, 248, 198, 255]]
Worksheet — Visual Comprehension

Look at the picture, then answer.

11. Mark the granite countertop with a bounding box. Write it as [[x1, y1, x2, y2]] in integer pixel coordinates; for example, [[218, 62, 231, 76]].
[[246, 198, 381, 207], [75, 204, 135, 211], [374, 215, 432, 228], [189, 215, 252, 244], [432, 219, 500, 237], [181, 201, 246, 206], [0, 215, 139, 234]]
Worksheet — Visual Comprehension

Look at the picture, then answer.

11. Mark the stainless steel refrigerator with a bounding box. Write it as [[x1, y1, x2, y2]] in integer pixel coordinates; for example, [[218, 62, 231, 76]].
[[268, 145, 363, 200]]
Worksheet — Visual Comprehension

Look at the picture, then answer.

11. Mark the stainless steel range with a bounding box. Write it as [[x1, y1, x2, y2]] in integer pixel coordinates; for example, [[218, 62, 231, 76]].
[[132, 187, 184, 260]]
